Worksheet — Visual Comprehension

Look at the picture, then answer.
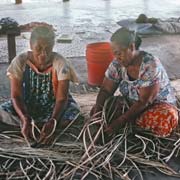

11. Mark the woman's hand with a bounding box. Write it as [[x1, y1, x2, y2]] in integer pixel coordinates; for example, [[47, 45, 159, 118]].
[[39, 118, 57, 145], [21, 118, 33, 142], [104, 116, 127, 137], [104, 125, 113, 135], [110, 116, 127, 130], [90, 104, 102, 118]]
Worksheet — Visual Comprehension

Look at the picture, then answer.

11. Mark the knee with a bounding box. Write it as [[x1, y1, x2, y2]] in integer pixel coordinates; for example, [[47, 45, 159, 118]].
[[137, 103, 179, 137]]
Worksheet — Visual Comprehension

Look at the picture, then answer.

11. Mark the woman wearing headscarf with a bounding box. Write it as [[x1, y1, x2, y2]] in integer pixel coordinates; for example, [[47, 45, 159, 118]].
[[91, 27, 178, 137]]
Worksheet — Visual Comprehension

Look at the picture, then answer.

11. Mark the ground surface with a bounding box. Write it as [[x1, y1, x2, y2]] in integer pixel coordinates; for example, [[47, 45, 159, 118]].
[[0, 1, 180, 180]]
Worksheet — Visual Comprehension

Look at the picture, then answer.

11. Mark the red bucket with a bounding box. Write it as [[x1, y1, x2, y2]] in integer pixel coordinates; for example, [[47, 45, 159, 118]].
[[86, 42, 114, 86]]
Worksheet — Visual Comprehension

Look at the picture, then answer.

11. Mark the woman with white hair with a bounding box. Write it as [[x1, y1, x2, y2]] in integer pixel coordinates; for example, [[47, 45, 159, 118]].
[[0, 26, 80, 146]]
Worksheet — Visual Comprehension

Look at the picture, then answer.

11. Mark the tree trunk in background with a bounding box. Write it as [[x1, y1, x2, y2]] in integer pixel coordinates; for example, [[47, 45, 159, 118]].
[[15, 0, 22, 4]]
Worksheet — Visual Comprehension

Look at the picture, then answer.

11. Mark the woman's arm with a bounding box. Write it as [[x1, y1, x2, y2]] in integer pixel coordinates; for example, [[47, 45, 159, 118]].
[[90, 77, 118, 116], [39, 80, 69, 144], [51, 80, 69, 121], [10, 78, 31, 123], [10, 78, 33, 141], [109, 83, 160, 130]]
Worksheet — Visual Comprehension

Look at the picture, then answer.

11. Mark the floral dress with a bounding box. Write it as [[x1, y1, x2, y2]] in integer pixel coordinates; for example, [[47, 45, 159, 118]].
[[105, 51, 178, 137]]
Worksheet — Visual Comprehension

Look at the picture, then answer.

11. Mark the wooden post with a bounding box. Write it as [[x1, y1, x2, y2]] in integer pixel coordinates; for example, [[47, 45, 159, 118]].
[[7, 29, 20, 63], [15, 0, 22, 4]]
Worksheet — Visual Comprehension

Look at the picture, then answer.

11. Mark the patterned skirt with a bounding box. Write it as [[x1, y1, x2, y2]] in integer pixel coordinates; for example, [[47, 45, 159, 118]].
[[136, 103, 178, 137], [104, 96, 179, 137]]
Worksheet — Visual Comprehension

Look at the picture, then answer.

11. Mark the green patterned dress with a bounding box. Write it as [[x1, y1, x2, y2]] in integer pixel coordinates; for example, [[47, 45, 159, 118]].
[[0, 64, 80, 123]]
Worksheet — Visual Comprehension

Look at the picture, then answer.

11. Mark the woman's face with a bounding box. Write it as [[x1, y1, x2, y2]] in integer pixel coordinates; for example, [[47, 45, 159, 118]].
[[111, 41, 135, 68], [30, 38, 53, 68]]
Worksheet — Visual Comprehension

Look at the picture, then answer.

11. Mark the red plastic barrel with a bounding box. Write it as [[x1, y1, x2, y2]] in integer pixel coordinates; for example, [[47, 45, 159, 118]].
[[86, 42, 114, 86]]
